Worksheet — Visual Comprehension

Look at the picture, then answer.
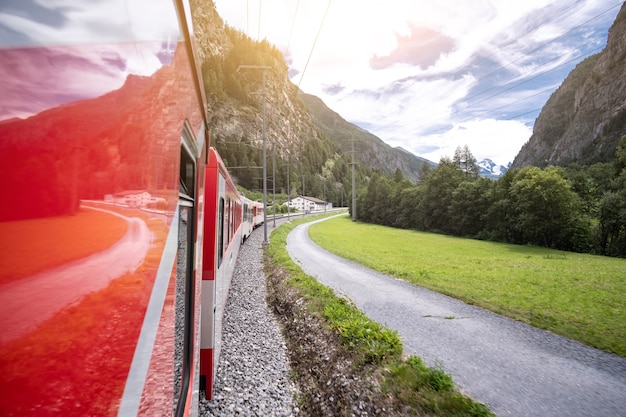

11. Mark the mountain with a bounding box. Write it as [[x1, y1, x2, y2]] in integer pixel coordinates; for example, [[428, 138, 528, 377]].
[[512, 3, 626, 168], [477, 159, 510, 179], [298, 93, 435, 182]]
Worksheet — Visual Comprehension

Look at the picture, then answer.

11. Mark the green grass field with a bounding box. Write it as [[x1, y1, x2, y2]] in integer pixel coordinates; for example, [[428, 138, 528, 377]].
[[308, 215, 626, 356]]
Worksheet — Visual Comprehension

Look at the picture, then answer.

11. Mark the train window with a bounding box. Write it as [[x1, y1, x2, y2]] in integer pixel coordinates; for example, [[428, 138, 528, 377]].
[[217, 197, 224, 267], [227, 199, 232, 244], [174, 136, 196, 417], [179, 144, 195, 199]]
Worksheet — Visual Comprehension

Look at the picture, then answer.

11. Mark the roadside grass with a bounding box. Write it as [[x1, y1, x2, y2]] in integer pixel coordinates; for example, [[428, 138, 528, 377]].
[[265, 214, 494, 416], [308, 215, 626, 357]]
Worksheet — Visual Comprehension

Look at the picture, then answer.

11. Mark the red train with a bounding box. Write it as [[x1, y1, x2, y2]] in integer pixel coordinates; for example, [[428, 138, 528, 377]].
[[0, 0, 263, 415]]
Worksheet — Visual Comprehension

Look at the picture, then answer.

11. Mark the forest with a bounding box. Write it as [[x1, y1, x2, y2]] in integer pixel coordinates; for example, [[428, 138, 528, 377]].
[[356, 140, 626, 258]]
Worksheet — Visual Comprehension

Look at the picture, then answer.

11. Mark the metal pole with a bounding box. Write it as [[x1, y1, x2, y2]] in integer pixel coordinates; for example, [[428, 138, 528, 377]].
[[262, 72, 268, 244], [287, 154, 290, 221], [302, 175, 305, 215], [323, 178, 326, 214], [272, 146, 276, 227], [236, 64, 271, 245], [351, 139, 356, 221]]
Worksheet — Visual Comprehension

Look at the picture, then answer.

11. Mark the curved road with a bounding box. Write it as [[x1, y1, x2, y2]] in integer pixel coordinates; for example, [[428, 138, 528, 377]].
[[286, 216, 626, 417]]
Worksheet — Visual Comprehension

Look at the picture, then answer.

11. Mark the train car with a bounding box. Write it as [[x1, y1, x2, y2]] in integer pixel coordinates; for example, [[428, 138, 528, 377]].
[[241, 195, 265, 241], [252, 200, 266, 229], [200, 147, 243, 398], [0, 1, 240, 415]]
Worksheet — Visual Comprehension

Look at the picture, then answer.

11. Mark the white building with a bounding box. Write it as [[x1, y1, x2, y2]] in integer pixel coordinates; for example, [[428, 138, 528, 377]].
[[286, 195, 332, 212]]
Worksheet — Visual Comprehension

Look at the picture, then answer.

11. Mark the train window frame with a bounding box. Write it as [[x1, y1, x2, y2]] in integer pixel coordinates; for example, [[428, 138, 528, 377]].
[[174, 128, 197, 417], [217, 197, 225, 268]]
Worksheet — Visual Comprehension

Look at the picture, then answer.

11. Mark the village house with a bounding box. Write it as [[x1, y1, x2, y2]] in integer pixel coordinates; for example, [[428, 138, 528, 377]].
[[286, 195, 332, 213]]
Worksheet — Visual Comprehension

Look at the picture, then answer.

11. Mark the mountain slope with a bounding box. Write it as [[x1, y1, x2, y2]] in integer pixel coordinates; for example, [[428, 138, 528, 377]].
[[299, 92, 435, 182], [512, 3, 626, 168]]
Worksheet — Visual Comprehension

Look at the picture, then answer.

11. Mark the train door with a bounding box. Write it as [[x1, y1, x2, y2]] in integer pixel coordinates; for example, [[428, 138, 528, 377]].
[[174, 132, 197, 416]]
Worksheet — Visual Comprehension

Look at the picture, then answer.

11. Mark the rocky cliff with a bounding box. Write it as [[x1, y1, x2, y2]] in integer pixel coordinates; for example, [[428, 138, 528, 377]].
[[512, 3, 626, 168]]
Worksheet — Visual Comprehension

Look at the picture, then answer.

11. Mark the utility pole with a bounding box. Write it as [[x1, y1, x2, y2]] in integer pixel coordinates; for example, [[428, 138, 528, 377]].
[[286, 124, 291, 222], [272, 145, 276, 227], [351, 139, 357, 221], [301, 175, 306, 215], [237, 65, 271, 245], [323, 177, 326, 214], [287, 153, 290, 221]]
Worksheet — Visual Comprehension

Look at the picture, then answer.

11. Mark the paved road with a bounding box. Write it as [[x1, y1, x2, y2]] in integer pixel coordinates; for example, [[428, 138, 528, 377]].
[[286, 217, 626, 417]]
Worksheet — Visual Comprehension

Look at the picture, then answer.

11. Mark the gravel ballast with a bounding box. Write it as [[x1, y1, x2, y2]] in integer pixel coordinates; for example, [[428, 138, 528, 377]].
[[200, 225, 298, 417]]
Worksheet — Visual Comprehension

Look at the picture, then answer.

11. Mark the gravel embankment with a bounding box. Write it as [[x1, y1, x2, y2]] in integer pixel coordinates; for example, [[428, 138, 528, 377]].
[[200, 224, 298, 417]]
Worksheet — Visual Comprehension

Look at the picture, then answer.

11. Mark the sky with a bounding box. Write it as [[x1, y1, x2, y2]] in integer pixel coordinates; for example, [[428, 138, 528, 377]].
[[213, 0, 623, 165]]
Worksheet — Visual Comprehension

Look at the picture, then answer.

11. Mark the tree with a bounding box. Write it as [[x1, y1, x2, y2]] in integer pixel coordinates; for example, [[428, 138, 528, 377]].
[[598, 192, 626, 256], [597, 135, 626, 256], [393, 168, 404, 183], [507, 166, 588, 249], [448, 177, 495, 237], [453, 145, 479, 179], [417, 157, 465, 233]]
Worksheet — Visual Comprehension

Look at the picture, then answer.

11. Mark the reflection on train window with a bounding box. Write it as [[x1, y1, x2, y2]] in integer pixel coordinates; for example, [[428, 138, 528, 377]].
[[174, 138, 196, 416], [179, 144, 195, 199]]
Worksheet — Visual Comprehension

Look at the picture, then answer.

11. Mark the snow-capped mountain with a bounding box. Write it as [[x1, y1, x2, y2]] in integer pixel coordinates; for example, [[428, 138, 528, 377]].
[[477, 159, 510, 179]]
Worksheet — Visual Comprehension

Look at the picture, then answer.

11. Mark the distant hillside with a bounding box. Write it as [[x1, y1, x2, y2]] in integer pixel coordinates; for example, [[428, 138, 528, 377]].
[[512, 3, 626, 168], [299, 93, 435, 182]]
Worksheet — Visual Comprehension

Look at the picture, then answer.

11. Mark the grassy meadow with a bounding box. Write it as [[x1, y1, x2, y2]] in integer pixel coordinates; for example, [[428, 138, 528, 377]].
[[308, 215, 626, 357]]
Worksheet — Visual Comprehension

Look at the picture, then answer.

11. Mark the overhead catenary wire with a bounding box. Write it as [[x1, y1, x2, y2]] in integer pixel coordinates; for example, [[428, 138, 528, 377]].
[[297, 0, 332, 90], [445, 0, 585, 90], [449, 44, 606, 125], [286, 0, 301, 56], [415, 1, 621, 136], [460, 1, 623, 107]]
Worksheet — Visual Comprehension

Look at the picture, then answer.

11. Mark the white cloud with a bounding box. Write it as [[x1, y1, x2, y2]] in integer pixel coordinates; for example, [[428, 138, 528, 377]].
[[406, 119, 533, 164]]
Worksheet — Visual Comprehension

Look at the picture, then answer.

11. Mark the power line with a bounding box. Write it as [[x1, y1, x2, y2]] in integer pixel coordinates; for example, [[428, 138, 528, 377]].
[[286, 0, 301, 56], [257, 0, 261, 40], [404, 1, 621, 136], [419, 41, 604, 136], [505, 107, 544, 121], [297, 0, 332, 90], [447, 0, 585, 89], [462, 2, 623, 105], [457, 44, 605, 120], [418, 4, 615, 136]]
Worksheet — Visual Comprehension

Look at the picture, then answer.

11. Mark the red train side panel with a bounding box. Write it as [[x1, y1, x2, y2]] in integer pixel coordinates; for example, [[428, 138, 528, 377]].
[[200, 147, 244, 399]]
